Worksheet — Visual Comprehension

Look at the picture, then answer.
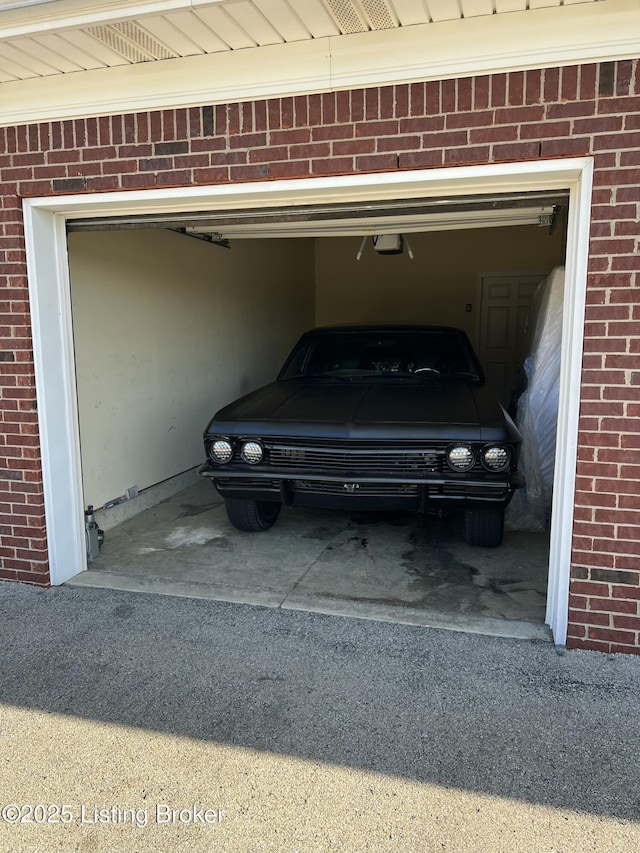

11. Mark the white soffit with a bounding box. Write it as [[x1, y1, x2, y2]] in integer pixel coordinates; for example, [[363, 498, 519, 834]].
[[0, 0, 637, 126]]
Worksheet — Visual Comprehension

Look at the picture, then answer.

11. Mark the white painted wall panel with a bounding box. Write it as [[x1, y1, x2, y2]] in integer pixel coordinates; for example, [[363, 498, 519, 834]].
[[314, 225, 566, 337], [68, 230, 315, 509]]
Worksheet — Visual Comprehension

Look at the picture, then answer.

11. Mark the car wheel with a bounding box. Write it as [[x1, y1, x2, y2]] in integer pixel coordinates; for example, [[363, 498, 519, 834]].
[[224, 498, 281, 532], [463, 508, 504, 547]]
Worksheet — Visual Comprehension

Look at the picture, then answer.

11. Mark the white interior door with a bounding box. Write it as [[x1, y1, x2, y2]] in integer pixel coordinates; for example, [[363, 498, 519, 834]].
[[478, 273, 544, 407]]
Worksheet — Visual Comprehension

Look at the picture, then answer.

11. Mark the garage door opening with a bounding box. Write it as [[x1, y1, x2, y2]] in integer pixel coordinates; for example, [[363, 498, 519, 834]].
[[23, 160, 593, 645], [65, 220, 564, 639]]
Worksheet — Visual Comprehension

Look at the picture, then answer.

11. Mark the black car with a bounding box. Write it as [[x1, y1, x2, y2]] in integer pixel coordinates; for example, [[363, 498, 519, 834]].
[[199, 325, 524, 547]]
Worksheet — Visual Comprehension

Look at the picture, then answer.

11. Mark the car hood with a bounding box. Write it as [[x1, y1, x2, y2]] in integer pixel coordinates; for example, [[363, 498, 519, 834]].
[[208, 379, 519, 442]]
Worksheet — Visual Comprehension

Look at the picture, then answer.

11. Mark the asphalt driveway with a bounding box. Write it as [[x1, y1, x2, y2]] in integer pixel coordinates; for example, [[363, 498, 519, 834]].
[[0, 580, 639, 852]]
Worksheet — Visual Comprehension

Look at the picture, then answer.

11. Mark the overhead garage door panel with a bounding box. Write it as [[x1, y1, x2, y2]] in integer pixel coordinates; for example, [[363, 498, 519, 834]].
[[66, 191, 569, 238]]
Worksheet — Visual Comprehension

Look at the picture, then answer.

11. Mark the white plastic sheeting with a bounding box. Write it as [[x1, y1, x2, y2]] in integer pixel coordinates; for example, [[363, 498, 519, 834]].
[[506, 266, 565, 531]]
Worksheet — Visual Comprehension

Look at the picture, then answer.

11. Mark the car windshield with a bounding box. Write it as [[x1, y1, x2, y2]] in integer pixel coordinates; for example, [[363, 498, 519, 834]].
[[280, 329, 482, 381]]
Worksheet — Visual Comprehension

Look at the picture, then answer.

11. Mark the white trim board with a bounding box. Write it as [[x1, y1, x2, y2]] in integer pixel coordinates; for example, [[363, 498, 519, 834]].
[[2, 0, 640, 126], [22, 158, 594, 645]]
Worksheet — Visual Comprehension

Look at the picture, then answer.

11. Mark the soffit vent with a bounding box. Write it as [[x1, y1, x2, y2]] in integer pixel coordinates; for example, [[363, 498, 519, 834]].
[[361, 0, 396, 30], [324, 0, 368, 33], [86, 22, 177, 63]]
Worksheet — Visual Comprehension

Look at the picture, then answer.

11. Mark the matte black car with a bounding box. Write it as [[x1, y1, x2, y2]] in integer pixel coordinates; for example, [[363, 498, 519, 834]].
[[199, 325, 524, 547]]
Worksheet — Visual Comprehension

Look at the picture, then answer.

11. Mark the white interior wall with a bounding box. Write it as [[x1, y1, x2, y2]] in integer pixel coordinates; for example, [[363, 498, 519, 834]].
[[314, 224, 567, 336], [68, 230, 315, 508]]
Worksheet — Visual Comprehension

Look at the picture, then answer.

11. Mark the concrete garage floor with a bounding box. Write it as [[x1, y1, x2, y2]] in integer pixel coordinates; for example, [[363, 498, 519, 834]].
[[71, 480, 551, 642]]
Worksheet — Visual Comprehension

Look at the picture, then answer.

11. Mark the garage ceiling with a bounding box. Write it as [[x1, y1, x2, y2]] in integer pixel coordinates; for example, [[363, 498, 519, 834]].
[[0, 0, 608, 82]]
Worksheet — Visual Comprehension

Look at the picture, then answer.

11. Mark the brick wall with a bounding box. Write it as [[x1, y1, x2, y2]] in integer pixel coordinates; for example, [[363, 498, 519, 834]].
[[0, 60, 638, 652]]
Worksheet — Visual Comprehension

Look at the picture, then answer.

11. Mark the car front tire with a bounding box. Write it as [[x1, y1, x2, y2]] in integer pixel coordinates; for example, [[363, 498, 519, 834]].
[[463, 508, 504, 547], [224, 498, 281, 532]]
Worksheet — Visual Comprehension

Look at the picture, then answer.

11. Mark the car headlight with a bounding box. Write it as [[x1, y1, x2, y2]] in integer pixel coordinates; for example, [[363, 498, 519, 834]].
[[240, 440, 264, 465], [481, 445, 511, 472], [210, 439, 233, 464], [446, 445, 475, 472]]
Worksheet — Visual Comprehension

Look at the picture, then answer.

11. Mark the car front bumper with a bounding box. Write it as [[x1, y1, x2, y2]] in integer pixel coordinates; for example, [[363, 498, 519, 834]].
[[198, 461, 524, 512]]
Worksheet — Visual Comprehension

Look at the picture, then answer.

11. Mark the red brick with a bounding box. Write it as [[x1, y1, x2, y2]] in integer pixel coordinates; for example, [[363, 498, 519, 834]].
[[376, 137, 418, 153], [520, 121, 572, 140], [494, 105, 544, 124], [614, 220, 640, 235], [614, 556, 640, 571], [542, 137, 591, 157], [378, 87, 394, 121], [519, 70, 540, 105], [400, 116, 445, 133], [471, 76, 488, 110], [229, 132, 267, 149], [593, 168, 640, 187], [609, 644, 640, 656], [421, 130, 467, 148], [570, 609, 610, 626], [312, 125, 355, 141], [392, 86, 408, 119], [267, 161, 310, 179], [410, 82, 425, 116], [310, 157, 353, 175], [612, 585, 640, 601], [290, 143, 330, 159], [571, 550, 615, 568], [490, 74, 507, 108], [569, 580, 613, 597], [588, 626, 637, 644], [269, 128, 310, 146], [457, 78, 472, 112], [589, 597, 638, 614], [566, 637, 610, 653], [597, 95, 640, 114], [613, 614, 640, 630], [442, 79, 456, 112], [355, 154, 398, 171], [425, 81, 439, 116], [249, 146, 288, 163], [590, 237, 636, 255], [398, 150, 443, 168], [363, 90, 377, 122], [444, 146, 490, 165], [566, 623, 587, 640], [445, 111, 493, 129], [470, 126, 518, 144]]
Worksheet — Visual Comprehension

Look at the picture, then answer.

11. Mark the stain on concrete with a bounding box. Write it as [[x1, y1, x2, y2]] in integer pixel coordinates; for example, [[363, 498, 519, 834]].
[[165, 526, 225, 548], [301, 526, 334, 541], [178, 501, 220, 519]]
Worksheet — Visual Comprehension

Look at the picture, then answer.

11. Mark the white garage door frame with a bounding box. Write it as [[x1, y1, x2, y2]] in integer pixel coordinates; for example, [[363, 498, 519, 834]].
[[23, 158, 593, 645]]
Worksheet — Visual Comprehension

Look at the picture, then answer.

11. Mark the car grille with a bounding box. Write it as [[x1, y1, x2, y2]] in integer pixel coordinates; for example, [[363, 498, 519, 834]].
[[268, 442, 443, 475], [294, 480, 418, 497], [216, 478, 280, 489], [427, 483, 508, 498]]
